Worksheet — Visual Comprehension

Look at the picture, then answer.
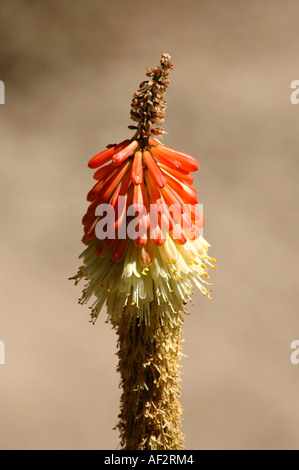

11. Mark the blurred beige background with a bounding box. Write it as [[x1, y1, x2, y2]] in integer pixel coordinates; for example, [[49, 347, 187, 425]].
[[0, 0, 299, 450]]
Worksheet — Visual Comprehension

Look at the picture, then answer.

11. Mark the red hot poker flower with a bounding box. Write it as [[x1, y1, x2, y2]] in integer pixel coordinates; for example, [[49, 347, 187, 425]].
[[71, 54, 216, 451]]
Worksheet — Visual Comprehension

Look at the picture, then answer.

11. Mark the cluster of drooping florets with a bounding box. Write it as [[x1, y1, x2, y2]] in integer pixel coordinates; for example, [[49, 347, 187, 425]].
[[71, 54, 215, 325]]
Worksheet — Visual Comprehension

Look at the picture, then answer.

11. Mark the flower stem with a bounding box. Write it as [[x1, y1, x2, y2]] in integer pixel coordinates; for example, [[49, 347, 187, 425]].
[[112, 301, 184, 450]]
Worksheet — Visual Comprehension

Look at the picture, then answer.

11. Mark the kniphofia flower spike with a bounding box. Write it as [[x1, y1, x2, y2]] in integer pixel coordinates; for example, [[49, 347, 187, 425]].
[[71, 54, 216, 450]]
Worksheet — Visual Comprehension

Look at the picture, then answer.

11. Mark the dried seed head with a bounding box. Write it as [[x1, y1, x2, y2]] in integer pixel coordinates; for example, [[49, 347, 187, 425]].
[[130, 53, 173, 140]]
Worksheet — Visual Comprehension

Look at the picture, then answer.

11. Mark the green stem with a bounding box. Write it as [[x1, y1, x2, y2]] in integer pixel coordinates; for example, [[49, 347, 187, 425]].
[[113, 302, 184, 450]]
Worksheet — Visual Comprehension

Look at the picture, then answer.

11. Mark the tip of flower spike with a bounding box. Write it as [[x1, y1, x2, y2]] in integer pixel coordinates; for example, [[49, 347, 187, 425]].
[[130, 54, 173, 139]]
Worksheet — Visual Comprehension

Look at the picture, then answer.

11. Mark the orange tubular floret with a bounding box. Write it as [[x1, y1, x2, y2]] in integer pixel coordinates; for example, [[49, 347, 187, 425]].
[[113, 183, 134, 232], [162, 184, 194, 230], [163, 172, 198, 204], [190, 207, 204, 229], [103, 237, 116, 247], [149, 138, 199, 172], [157, 162, 194, 185], [184, 225, 201, 241], [87, 167, 119, 202], [160, 184, 181, 208], [131, 150, 143, 185], [144, 169, 162, 204], [143, 150, 167, 189], [113, 193, 129, 231], [132, 182, 144, 211], [135, 234, 147, 247], [93, 162, 116, 181], [140, 242, 153, 267], [149, 145, 181, 170], [82, 212, 94, 227], [151, 224, 165, 246], [87, 160, 132, 202], [112, 140, 138, 165], [144, 171, 169, 245], [141, 182, 150, 229], [126, 183, 134, 210], [190, 203, 201, 222], [109, 171, 132, 210], [84, 197, 101, 221], [161, 186, 188, 228], [84, 216, 100, 241], [111, 238, 130, 262], [95, 241, 110, 258], [135, 237, 147, 247], [88, 140, 130, 169], [132, 183, 148, 247], [170, 227, 188, 245], [197, 213, 205, 229], [107, 171, 132, 235], [144, 170, 174, 232], [81, 234, 89, 245]]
